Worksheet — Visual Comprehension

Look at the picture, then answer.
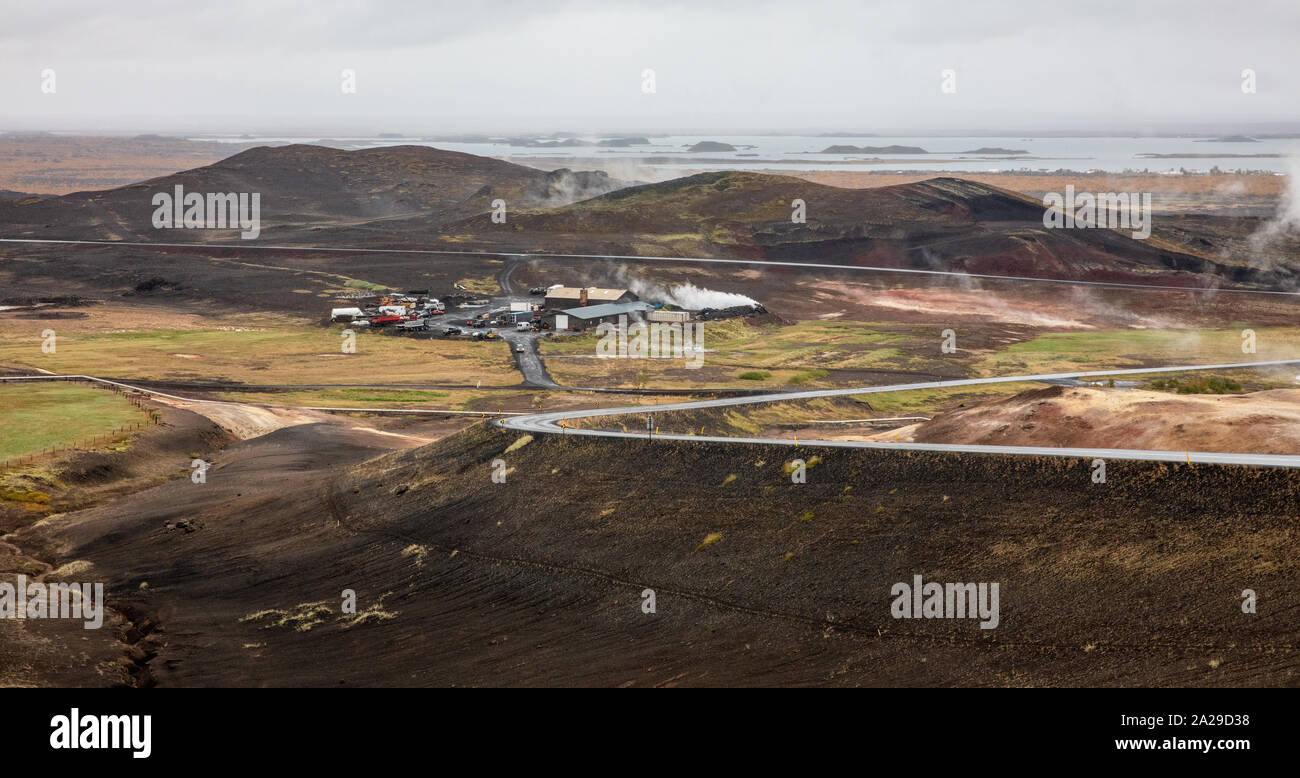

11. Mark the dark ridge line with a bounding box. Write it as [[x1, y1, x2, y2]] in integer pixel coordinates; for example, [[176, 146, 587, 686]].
[[5, 238, 1300, 298]]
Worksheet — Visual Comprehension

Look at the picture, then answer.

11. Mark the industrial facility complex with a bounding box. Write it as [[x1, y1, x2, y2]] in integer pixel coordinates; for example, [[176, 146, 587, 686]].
[[325, 282, 765, 343]]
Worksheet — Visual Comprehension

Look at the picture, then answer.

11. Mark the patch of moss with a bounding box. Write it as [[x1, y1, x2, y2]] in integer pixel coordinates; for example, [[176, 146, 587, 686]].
[[695, 532, 723, 552], [0, 488, 50, 504], [504, 435, 533, 453]]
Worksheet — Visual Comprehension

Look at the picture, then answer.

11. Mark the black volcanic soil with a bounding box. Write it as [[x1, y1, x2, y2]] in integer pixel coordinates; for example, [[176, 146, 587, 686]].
[[0, 402, 235, 687], [16, 423, 1300, 687]]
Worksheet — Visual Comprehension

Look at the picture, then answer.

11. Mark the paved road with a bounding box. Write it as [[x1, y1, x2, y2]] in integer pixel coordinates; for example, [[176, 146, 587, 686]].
[[501, 359, 1300, 468], [11, 362, 1300, 466], [7, 238, 1300, 297], [496, 330, 559, 388]]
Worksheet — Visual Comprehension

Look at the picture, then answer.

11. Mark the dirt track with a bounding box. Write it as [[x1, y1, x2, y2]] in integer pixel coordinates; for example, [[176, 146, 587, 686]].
[[146, 393, 438, 445]]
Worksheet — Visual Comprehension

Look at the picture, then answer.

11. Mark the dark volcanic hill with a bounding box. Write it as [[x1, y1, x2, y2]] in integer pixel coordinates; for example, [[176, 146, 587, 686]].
[[420, 170, 1299, 290], [0, 144, 627, 242]]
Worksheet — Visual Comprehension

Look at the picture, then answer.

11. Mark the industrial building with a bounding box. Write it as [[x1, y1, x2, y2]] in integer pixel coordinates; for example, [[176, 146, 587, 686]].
[[543, 286, 638, 309], [543, 301, 654, 332]]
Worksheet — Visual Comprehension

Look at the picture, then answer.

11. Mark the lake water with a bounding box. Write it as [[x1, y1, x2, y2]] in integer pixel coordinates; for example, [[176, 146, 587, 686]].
[[192, 134, 1299, 175]]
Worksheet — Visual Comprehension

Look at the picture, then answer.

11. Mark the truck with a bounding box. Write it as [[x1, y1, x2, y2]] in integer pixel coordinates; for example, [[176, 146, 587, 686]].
[[330, 307, 364, 322]]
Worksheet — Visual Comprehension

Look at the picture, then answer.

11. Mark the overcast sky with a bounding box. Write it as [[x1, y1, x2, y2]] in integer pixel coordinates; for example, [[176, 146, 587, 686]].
[[2, 0, 1298, 135]]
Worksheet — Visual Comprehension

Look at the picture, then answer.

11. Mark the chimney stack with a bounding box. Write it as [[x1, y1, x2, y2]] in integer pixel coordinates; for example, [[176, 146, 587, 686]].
[[579, 288, 589, 306]]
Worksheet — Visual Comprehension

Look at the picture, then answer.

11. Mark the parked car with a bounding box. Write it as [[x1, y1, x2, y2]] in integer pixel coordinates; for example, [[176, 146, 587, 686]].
[[442, 327, 461, 335]]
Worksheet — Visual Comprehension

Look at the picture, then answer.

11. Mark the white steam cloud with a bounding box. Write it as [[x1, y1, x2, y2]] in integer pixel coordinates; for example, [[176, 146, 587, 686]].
[[660, 282, 759, 309], [1249, 149, 1300, 264], [622, 276, 758, 309]]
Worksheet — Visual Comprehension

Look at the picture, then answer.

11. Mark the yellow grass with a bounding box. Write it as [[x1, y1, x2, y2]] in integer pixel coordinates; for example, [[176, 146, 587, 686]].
[[0, 324, 520, 386]]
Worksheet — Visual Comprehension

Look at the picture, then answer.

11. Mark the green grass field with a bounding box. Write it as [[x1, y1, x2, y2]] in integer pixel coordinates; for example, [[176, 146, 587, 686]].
[[973, 327, 1300, 376], [850, 382, 1044, 415], [0, 383, 147, 460], [0, 325, 520, 386], [538, 318, 937, 389]]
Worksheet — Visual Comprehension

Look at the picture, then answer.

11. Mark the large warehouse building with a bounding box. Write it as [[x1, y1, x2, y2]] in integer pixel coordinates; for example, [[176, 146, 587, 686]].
[[544, 301, 654, 332], [543, 286, 638, 309]]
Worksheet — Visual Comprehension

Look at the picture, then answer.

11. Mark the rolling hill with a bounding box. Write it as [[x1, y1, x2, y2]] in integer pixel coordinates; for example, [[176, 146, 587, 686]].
[[2, 144, 1297, 294], [426, 170, 1300, 289], [0, 144, 627, 242]]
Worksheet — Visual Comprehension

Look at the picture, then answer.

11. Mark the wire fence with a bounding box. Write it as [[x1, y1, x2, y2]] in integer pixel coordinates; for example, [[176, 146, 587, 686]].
[[0, 376, 161, 471]]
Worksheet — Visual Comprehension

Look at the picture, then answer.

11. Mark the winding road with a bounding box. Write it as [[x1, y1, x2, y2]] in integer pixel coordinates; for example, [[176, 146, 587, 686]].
[[501, 358, 1300, 468], [8, 359, 1300, 466]]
